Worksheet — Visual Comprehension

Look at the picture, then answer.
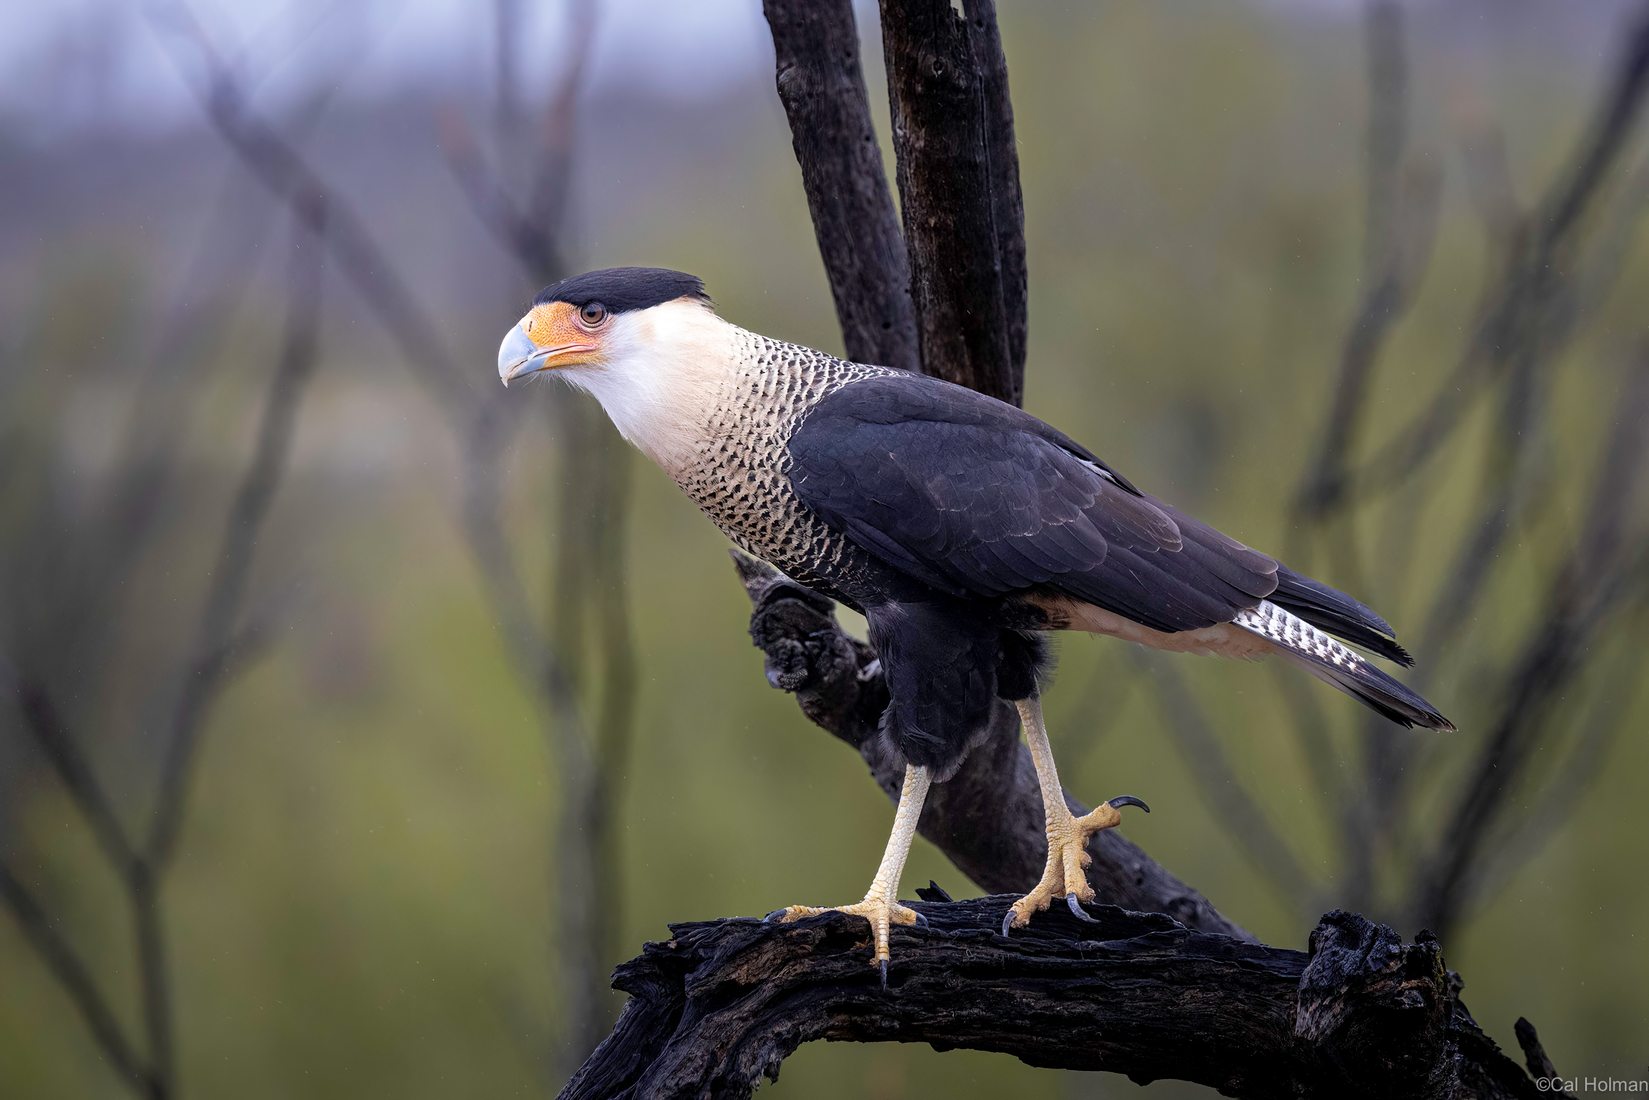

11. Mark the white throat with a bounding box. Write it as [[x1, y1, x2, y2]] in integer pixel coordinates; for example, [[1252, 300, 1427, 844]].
[[561, 299, 740, 473]]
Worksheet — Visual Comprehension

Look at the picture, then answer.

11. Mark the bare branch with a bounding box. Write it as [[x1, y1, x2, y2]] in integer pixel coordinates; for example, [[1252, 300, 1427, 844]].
[[1343, 2, 1649, 501], [879, 0, 1026, 402], [145, 2, 469, 408], [461, 404, 595, 765], [443, 1, 594, 284], [1515, 1017, 1560, 1084], [563, 900, 1537, 1100], [1141, 658, 1316, 906], [761, 0, 919, 371], [1293, 0, 1427, 520], [1411, 354, 1649, 931], [0, 661, 140, 880], [147, 212, 325, 869], [1461, 616, 1648, 913], [523, 0, 596, 234], [438, 112, 565, 278], [0, 862, 159, 1097], [960, 0, 1027, 379], [462, 395, 632, 1070], [1266, 662, 1363, 851]]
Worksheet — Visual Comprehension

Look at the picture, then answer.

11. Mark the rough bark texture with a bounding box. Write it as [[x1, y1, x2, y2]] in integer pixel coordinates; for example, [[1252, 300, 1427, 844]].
[[561, 897, 1538, 1100], [880, 0, 1026, 403], [735, 551, 1246, 940], [961, 0, 1029, 378], [762, 0, 920, 373]]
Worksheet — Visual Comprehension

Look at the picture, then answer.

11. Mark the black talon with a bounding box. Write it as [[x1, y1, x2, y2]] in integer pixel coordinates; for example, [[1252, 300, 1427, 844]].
[[879, 959, 889, 991], [1107, 794, 1150, 813], [911, 910, 929, 929], [1067, 893, 1100, 923], [1001, 910, 1016, 937], [763, 908, 788, 923]]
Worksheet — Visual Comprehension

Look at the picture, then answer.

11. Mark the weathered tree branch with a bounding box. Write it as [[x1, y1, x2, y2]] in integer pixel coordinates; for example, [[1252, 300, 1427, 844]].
[[880, 0, 1026, 402], [562, 897, 1539, 1099], [734, 552, 1245, 939], [960, 0, 1028, 380], [762, 0, 919, 372]]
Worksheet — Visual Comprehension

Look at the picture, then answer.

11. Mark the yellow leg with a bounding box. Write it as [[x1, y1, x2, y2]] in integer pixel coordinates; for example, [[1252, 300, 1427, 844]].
[[767, 765, 931, 985], [1003, 695, 1149, 935]]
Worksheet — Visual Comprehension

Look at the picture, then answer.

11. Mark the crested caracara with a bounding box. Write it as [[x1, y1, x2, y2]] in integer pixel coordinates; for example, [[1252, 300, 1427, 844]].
[[497, 267, 1452, 980]]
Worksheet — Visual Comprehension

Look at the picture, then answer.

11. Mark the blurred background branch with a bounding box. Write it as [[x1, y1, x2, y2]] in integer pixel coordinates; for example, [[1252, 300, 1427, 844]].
[[1258, 0, 1649, 937], [0, 208, 324, 1099]]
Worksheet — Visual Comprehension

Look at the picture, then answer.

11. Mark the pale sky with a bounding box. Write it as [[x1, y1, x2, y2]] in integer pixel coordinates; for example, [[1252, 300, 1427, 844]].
[[0, 0, 785, 136]]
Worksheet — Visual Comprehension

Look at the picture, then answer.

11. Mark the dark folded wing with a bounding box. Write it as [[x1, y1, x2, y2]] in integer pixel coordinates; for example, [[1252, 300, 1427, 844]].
[[787, 374, 1277, 633]]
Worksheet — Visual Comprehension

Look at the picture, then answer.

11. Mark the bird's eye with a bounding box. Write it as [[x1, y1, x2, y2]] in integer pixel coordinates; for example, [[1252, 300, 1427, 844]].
[[578, 302, 608, 328]]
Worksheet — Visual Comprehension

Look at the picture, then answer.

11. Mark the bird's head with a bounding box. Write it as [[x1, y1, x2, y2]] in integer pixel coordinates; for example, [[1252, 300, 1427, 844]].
[[497, 266, 714, 387], [497, 266, 733, 469]]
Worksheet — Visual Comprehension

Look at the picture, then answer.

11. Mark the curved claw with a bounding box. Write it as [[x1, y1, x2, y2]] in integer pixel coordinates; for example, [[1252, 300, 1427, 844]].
[[879, 959, 890, 991], [1106, 794, 1151, 814], [910, 909, 929, 929], [1066, 892, 1100, 923], [1001, 910, 1017, 938], [763, 908, 789, 923]]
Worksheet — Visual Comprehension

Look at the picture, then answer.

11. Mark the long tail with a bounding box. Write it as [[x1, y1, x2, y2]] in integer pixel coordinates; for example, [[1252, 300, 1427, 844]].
[[1267, 565, 1413, 665], [1233, 590, 1454, 731]]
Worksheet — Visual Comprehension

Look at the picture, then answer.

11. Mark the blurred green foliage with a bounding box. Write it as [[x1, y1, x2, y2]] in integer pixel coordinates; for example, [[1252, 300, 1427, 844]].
[[2, 2, 1647, 1097]]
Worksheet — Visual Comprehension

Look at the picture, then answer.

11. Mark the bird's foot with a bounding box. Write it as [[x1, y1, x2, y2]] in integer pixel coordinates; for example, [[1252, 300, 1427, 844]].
[[766, 893, 927, 987], [1002, 794, 1149, 935]]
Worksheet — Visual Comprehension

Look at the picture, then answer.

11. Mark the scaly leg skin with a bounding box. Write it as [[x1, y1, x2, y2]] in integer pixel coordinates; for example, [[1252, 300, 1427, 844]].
[[766, 765, 931, 988], [1003, 695, 1149, 936]]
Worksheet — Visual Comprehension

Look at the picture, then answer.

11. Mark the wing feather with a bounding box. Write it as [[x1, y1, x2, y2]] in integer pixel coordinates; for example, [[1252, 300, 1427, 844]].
[[788, 375, 1278, 632]]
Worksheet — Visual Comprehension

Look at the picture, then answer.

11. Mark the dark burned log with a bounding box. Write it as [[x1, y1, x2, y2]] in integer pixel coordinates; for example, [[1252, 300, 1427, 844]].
[[734, 550, 1244, 940], [561, 898, 1539, 1100], [761, 0, 919, 373], [763, 0, 1027, 400], [880, 0, 1027, 404]]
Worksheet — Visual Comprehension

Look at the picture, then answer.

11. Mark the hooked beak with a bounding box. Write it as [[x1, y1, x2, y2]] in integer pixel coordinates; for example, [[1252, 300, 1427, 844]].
[[497, 308, 598, 386]]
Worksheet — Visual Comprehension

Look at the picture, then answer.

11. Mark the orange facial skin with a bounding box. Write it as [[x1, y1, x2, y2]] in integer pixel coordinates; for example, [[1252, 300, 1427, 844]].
[[501, 301, 606, 384], [525, 302, 599, 358]]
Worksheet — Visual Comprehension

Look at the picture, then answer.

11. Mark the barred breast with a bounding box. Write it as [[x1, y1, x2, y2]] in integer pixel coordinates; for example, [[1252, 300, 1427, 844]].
[[671, 331, 888, 598]]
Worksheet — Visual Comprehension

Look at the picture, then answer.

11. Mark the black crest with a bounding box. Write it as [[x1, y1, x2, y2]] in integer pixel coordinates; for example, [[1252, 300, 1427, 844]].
[[533, 267, 710, 313]]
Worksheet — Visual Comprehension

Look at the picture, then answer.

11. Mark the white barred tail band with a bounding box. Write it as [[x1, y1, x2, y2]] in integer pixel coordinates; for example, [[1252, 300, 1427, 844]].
[[1234, 601, 1365, 671]]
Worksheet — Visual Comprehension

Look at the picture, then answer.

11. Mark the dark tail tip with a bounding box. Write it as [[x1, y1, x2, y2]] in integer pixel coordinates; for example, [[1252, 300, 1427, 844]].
[[1288, 650, 1454, 731], [1346, 663, 1455, 731], [1271, 566, 1414, 666]]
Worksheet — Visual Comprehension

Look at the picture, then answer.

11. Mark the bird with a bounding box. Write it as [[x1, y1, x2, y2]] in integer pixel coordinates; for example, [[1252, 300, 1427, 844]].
[[496, 265, 1452, 980]]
